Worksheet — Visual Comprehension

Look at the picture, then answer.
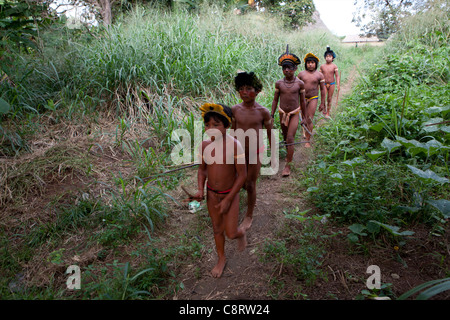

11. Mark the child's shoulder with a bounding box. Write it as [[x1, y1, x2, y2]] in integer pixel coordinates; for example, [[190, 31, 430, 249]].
[[231, 103, 243, 110], [255, 102, 269, 111]]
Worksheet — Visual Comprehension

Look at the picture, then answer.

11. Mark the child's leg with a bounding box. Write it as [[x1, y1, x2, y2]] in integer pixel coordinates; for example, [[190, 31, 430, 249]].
[[207, 192, 226, 278], [223, 193, 247, 251], [305, 100, 318, 147], [282, 113, 299, 176], [326, 85, 335, 116], [301, 108, 306, 139], [241, 161, 261, 231]]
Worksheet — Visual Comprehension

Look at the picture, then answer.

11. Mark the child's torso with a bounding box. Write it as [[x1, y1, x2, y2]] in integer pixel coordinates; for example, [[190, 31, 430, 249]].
[[321, 63, 337, 83]]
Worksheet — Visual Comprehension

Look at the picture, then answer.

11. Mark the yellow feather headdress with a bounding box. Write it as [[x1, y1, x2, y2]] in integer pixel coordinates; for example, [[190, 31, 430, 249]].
[[199, 103, 231, 124], [304, 52, 320, 63]]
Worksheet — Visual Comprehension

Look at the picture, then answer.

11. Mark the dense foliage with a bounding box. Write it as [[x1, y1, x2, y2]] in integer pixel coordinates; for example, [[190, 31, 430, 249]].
[[307, 3, 449, 244]]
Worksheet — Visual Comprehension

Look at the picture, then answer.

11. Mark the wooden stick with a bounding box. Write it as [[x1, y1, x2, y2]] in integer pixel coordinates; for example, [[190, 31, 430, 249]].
[[181, 185, 203, 202], [142, 163, 199, 181], [280, 141, 311, 147], [425, 120, 450, 126]]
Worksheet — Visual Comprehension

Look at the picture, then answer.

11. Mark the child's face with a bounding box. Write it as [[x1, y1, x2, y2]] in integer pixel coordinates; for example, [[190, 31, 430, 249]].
[[325, 54, 333, 63], [282, 64, 297, 77], [306, 60, 316, 71], [205, 117, 227, 140], [238, 85, 259, 103]]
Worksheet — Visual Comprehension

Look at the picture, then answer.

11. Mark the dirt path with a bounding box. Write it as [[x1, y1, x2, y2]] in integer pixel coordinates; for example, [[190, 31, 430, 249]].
[[170, 67, 359, 300]]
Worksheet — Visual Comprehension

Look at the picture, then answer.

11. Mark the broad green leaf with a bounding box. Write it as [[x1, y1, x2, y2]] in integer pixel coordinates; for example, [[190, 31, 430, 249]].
[[396, 136, 424, 149], [425, 140, 448, 156], [406, 165, 449, 184], [381, 137, 402, 153], [0, 97, 10, 114], [367, 150, 386, 160], [348, 223, 367, 236], [369, 122, 385, 132], [347, 233, 359, 243], [425, 106, 450, 115], [370, 220, 415, 237], [330, 173, 343, 180], [423, 117, 443, 133], [342, 157, 365, 167], [366, 220, 381, 233], [426, 199, 450, 218]]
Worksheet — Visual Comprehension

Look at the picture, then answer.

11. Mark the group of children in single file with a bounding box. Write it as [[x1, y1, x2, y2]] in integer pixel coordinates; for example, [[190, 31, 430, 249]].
[[193, 46, 340, 278]]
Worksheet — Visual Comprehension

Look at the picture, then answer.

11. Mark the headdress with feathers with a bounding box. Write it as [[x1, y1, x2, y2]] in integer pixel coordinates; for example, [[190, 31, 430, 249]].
[[278, 44, 300, 66], [324, 45, 336, 59], [199, 103, 232, 125]]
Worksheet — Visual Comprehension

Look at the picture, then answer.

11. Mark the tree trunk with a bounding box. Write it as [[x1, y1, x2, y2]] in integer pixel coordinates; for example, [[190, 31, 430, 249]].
[[98, 0, 111, 26]]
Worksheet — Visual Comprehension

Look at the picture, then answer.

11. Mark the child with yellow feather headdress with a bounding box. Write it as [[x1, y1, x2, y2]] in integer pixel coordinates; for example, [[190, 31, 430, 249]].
[[297, 51, 326, 147], [193, 102, 247, 278]]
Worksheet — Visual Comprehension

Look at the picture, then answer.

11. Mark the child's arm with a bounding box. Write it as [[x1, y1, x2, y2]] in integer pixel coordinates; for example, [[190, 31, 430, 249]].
[[335, 65, 340, 89], [193, 142, 207, 200], [263, 108, 274, 150], [299, 80, 306, 115], [318, 73, 326, 110], [271, 82, 280, 119]]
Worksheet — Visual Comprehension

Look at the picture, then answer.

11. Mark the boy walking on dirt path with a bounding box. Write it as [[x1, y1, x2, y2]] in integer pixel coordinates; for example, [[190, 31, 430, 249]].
[[193, 103, 247, 278], [271, 45, 306, 177], [297, 52, 326, 148], [231, 72, 273, 231], [319, 46, 340, 118]]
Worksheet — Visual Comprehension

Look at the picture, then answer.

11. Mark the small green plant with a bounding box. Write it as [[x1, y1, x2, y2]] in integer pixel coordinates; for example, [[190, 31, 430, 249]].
[[357, 282, 395, 300]]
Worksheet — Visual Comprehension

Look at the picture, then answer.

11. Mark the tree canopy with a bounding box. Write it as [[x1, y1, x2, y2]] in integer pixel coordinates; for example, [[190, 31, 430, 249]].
[[352, 0, 436, 39]]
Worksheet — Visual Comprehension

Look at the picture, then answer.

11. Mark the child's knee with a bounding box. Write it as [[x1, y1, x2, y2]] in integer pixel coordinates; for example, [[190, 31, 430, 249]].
[[225, 228, 242, 239]]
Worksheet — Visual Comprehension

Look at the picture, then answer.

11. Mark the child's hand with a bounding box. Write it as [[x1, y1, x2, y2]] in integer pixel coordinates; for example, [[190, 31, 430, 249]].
[[192, 191, 204, 201], [215, 198, 231, 215]]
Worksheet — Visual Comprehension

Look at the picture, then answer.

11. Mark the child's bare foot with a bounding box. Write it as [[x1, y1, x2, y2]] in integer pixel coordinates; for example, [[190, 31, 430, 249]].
[[282, 165, 291, 177], [211, 257, 226, 278], [237, 233, 247, 252], [240, 216, 253, 231]]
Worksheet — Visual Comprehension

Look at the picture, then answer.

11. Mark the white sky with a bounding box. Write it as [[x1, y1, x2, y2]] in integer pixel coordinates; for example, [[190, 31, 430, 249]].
[[313, 0, 361, 36]]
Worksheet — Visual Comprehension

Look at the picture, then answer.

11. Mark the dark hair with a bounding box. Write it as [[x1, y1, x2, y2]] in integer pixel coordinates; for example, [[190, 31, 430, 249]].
[[203, 104, 232, 128], [234, 72, 263, 92], [304, 57, 318, 70]]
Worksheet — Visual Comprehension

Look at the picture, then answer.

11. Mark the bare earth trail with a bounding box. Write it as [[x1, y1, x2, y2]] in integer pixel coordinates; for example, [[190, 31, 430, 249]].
[[170, 66, 359, 300]]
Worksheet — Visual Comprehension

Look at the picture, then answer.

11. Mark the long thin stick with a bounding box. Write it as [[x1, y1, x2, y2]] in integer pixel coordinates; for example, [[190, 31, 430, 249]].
[[425, 120, 450, 126], [335, 70, 341, 109], [280, 141, 311, 147], [142, 163, 199, 181]]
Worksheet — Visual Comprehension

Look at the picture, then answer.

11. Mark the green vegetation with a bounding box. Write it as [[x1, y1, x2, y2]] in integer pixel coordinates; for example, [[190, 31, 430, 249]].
[[304, 3, 449, 250]]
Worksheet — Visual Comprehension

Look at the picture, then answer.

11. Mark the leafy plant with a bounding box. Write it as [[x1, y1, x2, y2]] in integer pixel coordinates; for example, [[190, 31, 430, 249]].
[[398, 277, 450, 300]]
